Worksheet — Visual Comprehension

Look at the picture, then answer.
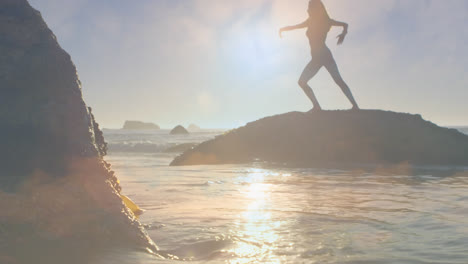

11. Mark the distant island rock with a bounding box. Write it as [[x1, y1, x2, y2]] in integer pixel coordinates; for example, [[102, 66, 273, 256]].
[[188, 124, 201, 131], [171, 110, 468, 167], [170, 125, 189, 135], [123, 120, 160, 130]]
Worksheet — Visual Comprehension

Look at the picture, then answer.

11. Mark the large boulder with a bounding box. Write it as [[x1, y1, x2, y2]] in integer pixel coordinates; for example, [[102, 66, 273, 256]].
[[170, 125, 189, 135], [171, 110, 468, 167], [0, 0, 160, 261], [122, 120, 160, 130]]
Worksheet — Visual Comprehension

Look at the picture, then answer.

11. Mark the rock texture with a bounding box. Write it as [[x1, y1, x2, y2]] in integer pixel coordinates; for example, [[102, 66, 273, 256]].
[[170, 125, 189, 135], [0, 0, 159, 260], [122, 120, 160, 130], [0, 0, 103, 187], [171, 110, 468, 167]]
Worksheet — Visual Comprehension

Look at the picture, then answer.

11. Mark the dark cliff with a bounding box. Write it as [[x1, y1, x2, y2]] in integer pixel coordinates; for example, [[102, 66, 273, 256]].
[[0, 0, 105, 187], [0, 0, 159, 260]]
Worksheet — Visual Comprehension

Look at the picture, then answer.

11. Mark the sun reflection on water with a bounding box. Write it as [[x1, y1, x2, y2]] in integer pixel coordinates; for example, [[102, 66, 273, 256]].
[[226, 169, 282, 264]]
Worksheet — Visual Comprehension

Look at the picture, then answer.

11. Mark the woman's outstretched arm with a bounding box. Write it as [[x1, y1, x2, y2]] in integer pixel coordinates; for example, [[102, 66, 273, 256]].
[[279, 19, 309, 38], [330, 19, 348, 45]]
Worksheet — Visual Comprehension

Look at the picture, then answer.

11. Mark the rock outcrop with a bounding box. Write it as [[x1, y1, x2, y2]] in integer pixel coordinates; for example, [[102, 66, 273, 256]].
[[171, 110, 468, 167], [122, 120, 160, 130], [170, 125, 189, 135], [0, 0, 159, 261]]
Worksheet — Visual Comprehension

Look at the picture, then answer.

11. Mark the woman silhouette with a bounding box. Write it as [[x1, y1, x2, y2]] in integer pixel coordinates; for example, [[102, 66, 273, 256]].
[[280, 0, 359, 111]]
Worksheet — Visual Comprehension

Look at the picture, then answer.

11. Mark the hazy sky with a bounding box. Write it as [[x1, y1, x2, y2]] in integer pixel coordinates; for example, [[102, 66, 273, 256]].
[[29, 0, 467, 128]]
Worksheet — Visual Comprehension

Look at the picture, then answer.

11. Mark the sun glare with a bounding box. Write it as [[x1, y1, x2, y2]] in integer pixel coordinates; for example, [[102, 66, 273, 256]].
[[225, 26, 281, 75], [226, 169, 282, 263]]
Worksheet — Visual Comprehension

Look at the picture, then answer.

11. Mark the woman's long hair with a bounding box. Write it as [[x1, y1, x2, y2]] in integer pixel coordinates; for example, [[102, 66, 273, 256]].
[[308, 0, 331, 33]]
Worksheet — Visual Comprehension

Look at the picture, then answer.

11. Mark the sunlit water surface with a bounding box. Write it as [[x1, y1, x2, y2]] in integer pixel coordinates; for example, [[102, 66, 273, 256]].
[[87, 129, 468, 264]]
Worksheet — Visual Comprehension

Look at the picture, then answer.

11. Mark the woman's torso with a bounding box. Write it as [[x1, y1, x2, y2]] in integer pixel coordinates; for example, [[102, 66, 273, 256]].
[[306, 17, 331, 54]]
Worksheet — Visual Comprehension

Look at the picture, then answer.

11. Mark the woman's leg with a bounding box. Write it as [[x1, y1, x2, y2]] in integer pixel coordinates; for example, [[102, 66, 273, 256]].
[[323, 51, 359, 109], [298, 59, 323, 110]]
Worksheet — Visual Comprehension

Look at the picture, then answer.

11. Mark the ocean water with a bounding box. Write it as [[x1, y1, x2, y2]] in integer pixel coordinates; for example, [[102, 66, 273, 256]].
[[452, 126, 468, 136], [98, 128, 468, 264]]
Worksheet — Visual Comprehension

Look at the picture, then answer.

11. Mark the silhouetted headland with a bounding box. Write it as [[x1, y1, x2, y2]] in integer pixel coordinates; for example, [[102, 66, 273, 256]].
[[170, 125, 189, 135], [123, 120, 160, 130], [0, 0, 159, 260], [171, 110, 468, 167]]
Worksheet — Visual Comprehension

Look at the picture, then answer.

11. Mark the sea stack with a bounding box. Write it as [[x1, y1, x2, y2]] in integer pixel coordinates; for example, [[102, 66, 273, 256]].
[[171, 110, 468, 167], [170, 125, 189, 135], [0, 0, 159, 260], [123, 120, 160, 130]]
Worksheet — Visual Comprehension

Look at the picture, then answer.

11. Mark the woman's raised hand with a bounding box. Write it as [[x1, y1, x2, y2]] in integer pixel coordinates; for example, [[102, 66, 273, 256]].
[[279, 28, 284, 39], [337, 32, 347, 45]]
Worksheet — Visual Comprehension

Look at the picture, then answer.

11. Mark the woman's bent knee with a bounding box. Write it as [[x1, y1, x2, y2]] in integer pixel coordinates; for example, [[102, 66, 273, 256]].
[[298, 79, 308, 87]]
